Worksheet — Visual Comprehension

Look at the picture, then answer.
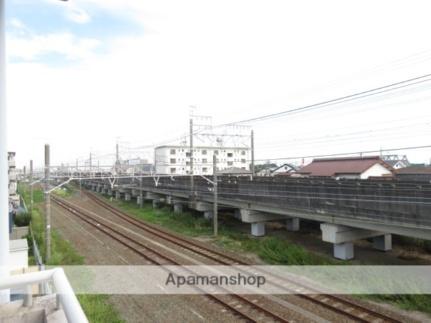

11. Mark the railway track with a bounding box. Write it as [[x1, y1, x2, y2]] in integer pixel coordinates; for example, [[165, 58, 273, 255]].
[[52, 196, 292, 323], [83, 190, 403, 323]]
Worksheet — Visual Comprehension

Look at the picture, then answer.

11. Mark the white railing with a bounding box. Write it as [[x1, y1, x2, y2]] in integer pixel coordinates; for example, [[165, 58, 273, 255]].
[[0, 268, 88, 323]]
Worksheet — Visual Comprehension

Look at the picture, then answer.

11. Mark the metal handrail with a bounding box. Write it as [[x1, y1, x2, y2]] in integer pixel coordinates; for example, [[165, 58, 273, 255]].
[[0, 268, 88, 323]]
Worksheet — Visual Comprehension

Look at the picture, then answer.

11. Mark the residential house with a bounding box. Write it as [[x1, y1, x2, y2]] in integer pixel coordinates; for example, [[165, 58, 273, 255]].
[[297, 156, 393, 179]]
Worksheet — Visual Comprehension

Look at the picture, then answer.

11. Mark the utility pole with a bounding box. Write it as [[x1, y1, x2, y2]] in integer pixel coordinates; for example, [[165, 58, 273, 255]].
[[213, 154, 218, 236], [251, 130, 255, 177], [115, 143, 120, 175], [0, 0, 10, 303], [29, 160, 33, 212], [139, 176, 143, 208], [77, 159, 82, 196], [190, 118, 194, 196], [44, 144, 51, 262], [89, 152, 92, 178]]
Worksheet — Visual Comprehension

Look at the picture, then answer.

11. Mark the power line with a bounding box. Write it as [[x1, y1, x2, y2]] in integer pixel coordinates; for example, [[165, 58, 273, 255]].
[[216, 73, 431, 126]]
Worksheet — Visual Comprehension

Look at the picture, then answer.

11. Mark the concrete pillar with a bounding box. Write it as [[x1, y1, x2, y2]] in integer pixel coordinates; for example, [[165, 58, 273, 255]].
[[204, 211, 213, 220], [115, 191, 121, 200], [286, 218, 300, 231], [321, 223, 389, 260], [152, 200, 160, 209], [373, 234, 392, 251], [173, 203, 183, 214], [251, 223, 265, 237], [137, 196, 142, 205], [125, 193, 131, 201], [334, 242, 354, 260]]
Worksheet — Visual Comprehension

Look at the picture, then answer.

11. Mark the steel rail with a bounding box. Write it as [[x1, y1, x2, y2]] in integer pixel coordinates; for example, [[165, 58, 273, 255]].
[[86, 190, 403, 323], [52, 196, 291, 323]]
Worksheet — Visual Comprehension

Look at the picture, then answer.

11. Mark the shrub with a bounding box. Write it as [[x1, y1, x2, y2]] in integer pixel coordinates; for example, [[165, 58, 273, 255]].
[[14, 212, 31, 227]]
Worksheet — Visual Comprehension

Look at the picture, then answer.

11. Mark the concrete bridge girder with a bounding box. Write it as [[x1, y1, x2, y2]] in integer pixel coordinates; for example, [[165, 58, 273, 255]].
[[146, 192, 163, 201], [320, 223, 392, 260], [238, 209, 289, 223], [189, 201, 212, 212]]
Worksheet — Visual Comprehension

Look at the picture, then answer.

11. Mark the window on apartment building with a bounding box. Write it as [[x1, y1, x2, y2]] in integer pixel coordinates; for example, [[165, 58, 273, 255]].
[[186, 161, 190, 166], [227, 153, 233, 157], [214, 150, 219, 155], [170, 158, 176, 164], [170, 168, 176, 174], [170, 149, 176, 154], [202, 150, 207, 155], [241, 150, 246, 155], [202, 158, 207, 163], [241, 159, 246, 163], [202, 167, 208, 172], [186, 152, 191, 157], [227, 161, 233, 166]]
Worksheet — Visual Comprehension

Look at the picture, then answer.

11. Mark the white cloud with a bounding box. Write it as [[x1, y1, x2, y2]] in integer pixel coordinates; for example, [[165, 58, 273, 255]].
[[66, 6, 92, 24], [8, 32, 101, 61], [8, 0, 431, 167], [9, 18, 26, 30]]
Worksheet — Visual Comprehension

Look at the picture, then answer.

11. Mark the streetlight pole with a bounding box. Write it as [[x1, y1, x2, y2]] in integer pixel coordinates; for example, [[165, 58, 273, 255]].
[[213, 154, 218, 236], [189, 118, 194, 197], [44, 144, 51, 262], [0, 0, 10, 304], [30, 160, 33, 212]]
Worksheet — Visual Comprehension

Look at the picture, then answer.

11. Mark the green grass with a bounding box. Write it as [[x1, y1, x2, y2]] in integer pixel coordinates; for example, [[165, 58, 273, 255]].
[[18, 184, 124, 323], [104, 196, 337, 266], [369, 294, 431, 315], [53, 186, 74, 198], [18, 182, 44, 206], [78, 295, 124, 323]]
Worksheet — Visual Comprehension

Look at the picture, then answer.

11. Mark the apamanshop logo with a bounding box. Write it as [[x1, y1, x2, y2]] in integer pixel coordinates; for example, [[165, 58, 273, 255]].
[[165, 273, 266, 288]]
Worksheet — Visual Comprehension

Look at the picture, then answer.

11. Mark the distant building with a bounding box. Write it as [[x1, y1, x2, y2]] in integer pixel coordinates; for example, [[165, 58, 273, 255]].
[[395, 166, 431, 182], [297, 156, 393, 179], [382, 154, 410, 169], [120, 158, 153, 174], [155, 145, 250, 175]]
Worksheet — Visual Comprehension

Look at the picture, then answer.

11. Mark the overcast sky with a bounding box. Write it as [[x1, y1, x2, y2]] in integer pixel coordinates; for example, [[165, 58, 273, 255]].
[[6, 0, 431, 168]]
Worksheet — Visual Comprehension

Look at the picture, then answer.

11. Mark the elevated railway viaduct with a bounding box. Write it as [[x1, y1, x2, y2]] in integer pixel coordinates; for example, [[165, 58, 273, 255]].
[[82, 175, 431, 260]]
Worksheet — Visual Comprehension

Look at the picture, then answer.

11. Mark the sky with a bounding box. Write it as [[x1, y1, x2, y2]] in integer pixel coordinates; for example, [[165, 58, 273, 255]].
[[5, 0, 431, 169]]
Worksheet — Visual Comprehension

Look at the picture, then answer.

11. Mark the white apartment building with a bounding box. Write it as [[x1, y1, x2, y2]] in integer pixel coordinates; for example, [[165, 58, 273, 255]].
[[155, 145, 251, 175]]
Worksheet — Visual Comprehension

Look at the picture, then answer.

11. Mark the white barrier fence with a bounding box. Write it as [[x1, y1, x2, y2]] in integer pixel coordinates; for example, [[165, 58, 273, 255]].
[[0, 268, 88, 323]]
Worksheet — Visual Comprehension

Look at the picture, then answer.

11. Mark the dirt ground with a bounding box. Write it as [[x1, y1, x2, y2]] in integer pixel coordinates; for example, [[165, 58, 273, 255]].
[[51, 200, 245, 323]]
